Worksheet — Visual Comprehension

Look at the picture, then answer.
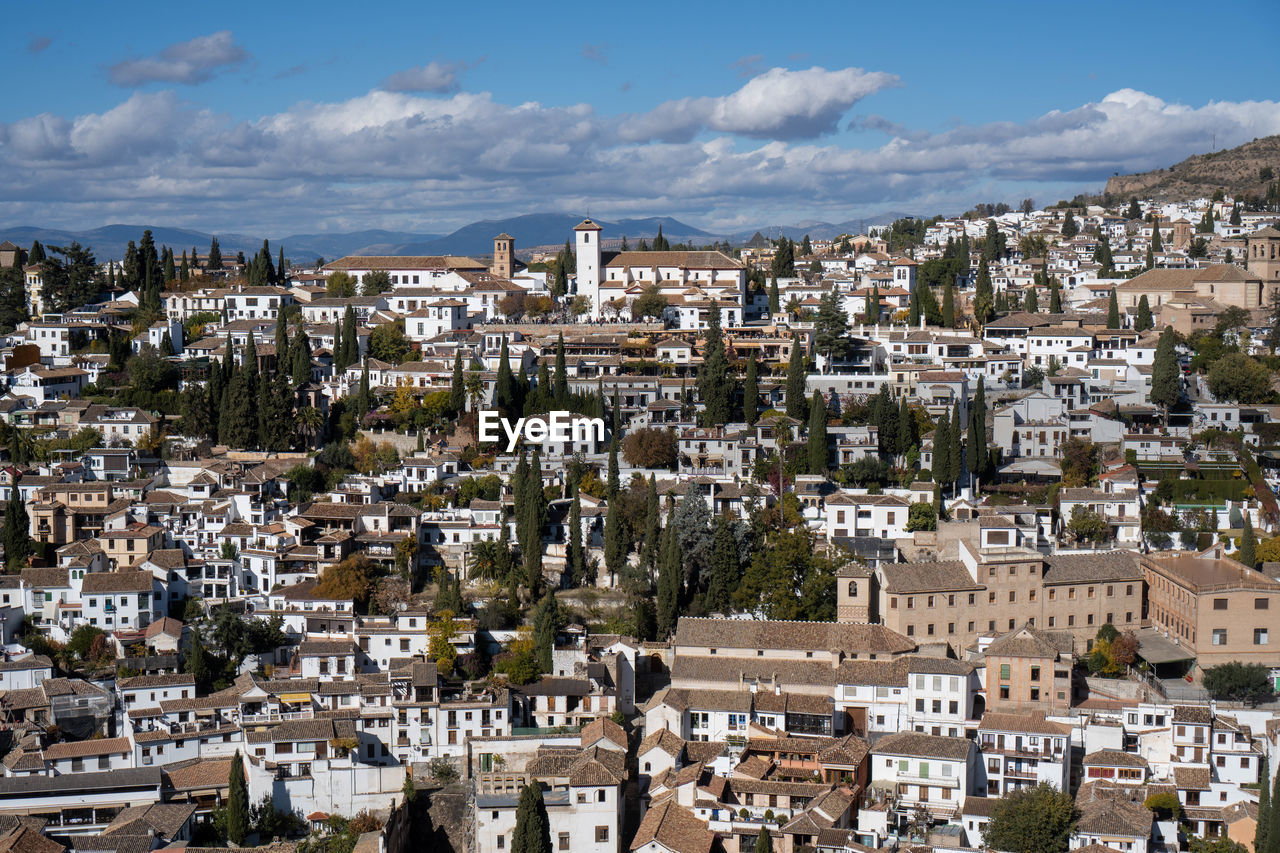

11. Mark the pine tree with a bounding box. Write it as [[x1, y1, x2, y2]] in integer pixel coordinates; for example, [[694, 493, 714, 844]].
[[785, 335, 808, 419], [227, 752, 249, 845], [1127, 199, 1141, 220], [2, 481, 31, 569], [807, 391, 828, 474], [208, 237, 223, 271], [1242, 513, 1257, 568], [449, 351, 465, 415], [27, 241, 44, 264], [1136, 295, 1153, 332], [743, 357, 759, 426], [1107, 289, 1121, 329], [942, 280, 955, 327], [511, 782, 552, 853], [1062, 210, 1079, 238]]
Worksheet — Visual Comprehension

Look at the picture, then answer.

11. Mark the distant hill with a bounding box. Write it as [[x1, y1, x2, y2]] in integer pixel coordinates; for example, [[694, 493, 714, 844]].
[[1104, 135, 1280, 202], [399, 213, 716, 256]]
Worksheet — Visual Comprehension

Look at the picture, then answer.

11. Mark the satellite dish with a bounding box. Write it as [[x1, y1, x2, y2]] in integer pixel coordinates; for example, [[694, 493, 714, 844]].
[[397, 602, 409, 612]]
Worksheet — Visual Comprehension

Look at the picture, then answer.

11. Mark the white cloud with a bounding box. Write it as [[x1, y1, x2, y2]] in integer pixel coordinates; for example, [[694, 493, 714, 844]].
[[381, 61, 466, 94], [108, 31, 248, 86], [3, 78, 1279, 234]]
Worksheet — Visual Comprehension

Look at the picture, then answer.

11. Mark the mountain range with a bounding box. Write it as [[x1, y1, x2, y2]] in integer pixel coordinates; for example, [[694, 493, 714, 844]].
[[0, 211, 913, 266], [1103, 134, 1280, 202]]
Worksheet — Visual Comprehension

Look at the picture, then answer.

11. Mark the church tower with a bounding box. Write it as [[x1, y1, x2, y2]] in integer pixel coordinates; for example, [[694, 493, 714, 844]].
[[574, 219, 603, 317], [1247, 226, 1280, 303], [491, 233, 514, 279]]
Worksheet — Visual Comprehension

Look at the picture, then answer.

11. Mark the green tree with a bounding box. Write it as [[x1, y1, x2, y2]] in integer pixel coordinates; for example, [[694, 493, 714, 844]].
[[1257, 756, 1270, 853], [41, 242, 101, 312], [1023, 286, 1038, 313], [449, 351, 465, 415], [512, 782, 552, 853], [1202, 661, 1273, 705], [768, 278, 781, 315], [942, 280, 955, 327], [814, 291, 849, 368], [1136, 295, 1153, 332], [655, 505, 681, 637], [1208, 353, 1272, 403], [326, 271, 356, 297], [754, 826, 774, 853], [1062, 210, 1079, 239], [531, 593, 562, 674], [743, 357, 759, 426], [807, 392, 828, 474], [361, 270, 392, 296], [1242, 513, 1258, 569], [1150, 328, 1181, 423], [1049, 279, 1062, 313], [208, 237, 223, 271], [1127, 199, 1141, 220], [771, 238, 795, 278], [785, 335, 808, 419], [704, 515, 737, 614], [3, 482, 31, 569], [983, 783, 1077, 853], [932, 410, 951, 487], [633, 284, 668, 321], [698, 302, 733, 426], [948, 400, 964, 488], [369, 320, 410, 364], [1107, 289, 1121, 329], [641, 475, 660, 573], [494, 338, 514, 414], [553, 334, 569, 405], [974, 257, 994, 325], [906, 502, 937, 532], [227, 752, 249, 845]]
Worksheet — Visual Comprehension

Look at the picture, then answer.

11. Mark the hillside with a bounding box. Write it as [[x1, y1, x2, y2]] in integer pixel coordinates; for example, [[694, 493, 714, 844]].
[[1104, 135, 1280, 201]]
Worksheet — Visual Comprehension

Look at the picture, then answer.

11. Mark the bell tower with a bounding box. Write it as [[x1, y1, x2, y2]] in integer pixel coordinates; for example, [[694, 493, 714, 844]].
[[574, 219, 603, 317], [491, 233, 514, 279]]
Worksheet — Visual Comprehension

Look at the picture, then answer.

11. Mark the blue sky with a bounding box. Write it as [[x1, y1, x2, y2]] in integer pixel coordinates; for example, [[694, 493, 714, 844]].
[[3, 0, 1278, 236]]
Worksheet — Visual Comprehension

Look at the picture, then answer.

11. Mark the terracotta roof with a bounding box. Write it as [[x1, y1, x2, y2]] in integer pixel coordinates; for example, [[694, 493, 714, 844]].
[[629, 801, 714, 853], [870, 731, 972, 760], [673, 617, 914, 654]]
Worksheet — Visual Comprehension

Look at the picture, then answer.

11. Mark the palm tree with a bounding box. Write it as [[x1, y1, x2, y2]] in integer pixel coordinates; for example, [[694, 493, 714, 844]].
[[295, 407, 323, 448]]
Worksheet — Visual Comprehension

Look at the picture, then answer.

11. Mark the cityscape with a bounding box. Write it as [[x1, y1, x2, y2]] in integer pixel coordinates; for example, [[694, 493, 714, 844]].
[[1, 5, 1280, 853]]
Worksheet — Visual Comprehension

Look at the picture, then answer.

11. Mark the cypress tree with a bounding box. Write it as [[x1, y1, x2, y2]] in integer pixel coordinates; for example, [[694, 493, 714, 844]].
[[611, 385, 622, 437], [655, 507, 680, 637], [163, 248, 176, 283], [1107, 289, 1121, 329], [494, 337, 514, 413], [942, 280, 955, 327], [705, 515, 736, 614], [179, 250, 189, 282], [948, 400, 964, 488], [607, 440, 620, 499], [227, 752, 249, 845], [1150, 327, 1180, 426], [3, 480, 31, 570], [743, 357, 759, 426], [1151, 220, 1164, 252], [769, 278, 781, 315], [341, 305, 357, 367], [1024, 285, 1038, 313], [566, 481, 584, 586], [1242, 513, 1257, 569], [896, 396, 915, 463], [1136, 295, 1153, 332], [967, 384, 987, 483], [553, 333, 569, 405], [697, 302, 732, 426], [292, 329, 313, 387], [1257, 757, 1270, 853], [807, 391, 828, 474], [642, 475, 660, 573], [974, 257, 994, 324], [755, 827, 774, 853], [932, 410, 951, 485], [908, 286, 921, 327], [449, 351, 465, 415], [512, 782, 552, 853], [603, 494, 624, 581], [1049, 279, 1062, 314], [207, 237, 222, 271], [785, 335, 808, 419], [522, 451, 546, 592], [1268, 766, 1280, 853], [277, 246, 286, 284]]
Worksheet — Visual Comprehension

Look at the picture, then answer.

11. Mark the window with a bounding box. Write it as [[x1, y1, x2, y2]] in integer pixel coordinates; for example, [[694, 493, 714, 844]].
[[1214, 599, 1228, 610], [497, 836, 505, 850], [596, 828, 609, 843], [1213, 628, 1227, 645], [1000, 664, 1010, 680], [558, 833, 570, 851], [1257, 599, 1270, 610], [1256, 628, 1269, 645]]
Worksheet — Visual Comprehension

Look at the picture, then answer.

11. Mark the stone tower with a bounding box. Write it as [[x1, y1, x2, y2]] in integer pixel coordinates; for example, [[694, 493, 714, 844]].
[[491, 233, 515, 279], [1246, 226, 1280, 302]]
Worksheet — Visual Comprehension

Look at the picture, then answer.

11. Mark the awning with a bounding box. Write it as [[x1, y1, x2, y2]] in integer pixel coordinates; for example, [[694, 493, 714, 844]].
[[279, 692, 312, 703]]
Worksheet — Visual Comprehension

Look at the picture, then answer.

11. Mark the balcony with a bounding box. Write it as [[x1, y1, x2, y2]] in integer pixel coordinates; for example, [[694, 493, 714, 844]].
[[896, 773, 959, 788], [241, 709, 314, 724]]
